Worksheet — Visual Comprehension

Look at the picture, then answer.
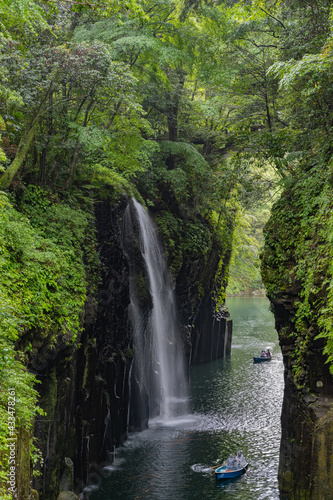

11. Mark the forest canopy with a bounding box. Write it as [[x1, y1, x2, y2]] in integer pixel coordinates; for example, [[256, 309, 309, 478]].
[[1, 0, 332, 342], [1, 1, 332, 327]]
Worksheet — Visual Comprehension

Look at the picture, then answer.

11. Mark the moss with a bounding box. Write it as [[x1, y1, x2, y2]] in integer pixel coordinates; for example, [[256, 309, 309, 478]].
[[43, 368, 58, 418], [82, 343, 90, 390], [280, 469, 312, 499], [124, 347, 134, 359], [50, 467, 59, 498], [261, 159, 333, 384], [0, 113, 41, 190], [17, 427, 31, 500], [57, 492, 80, 500], [0, 184, 103, 495], [312, 406, 333, 496], [81, 165, 144, 205], [281, 469, 294, 493], [132, 273, 148, 302]]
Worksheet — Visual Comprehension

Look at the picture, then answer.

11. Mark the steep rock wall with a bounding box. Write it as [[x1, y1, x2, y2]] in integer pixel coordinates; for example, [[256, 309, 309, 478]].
[[176, 244, 233, 364], [30, 199, 134, 499], [261, 163, 333, 499], [144, 191, 235, 366], [28, 197, 233, 499]]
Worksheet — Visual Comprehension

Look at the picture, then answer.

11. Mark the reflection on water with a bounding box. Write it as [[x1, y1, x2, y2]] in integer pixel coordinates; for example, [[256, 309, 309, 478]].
[[88, 297, 283, 500]]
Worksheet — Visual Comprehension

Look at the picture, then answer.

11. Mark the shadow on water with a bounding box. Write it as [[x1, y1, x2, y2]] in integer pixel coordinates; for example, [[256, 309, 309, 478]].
[[87, 297, 284, 500]]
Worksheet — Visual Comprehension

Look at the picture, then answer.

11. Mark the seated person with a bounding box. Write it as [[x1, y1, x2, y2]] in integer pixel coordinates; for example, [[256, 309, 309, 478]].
[[236, 450, 246, 466], [226, 454, 237, 470]]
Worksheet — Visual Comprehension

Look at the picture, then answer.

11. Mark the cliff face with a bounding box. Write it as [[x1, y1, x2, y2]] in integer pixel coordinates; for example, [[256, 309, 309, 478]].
[[28, 197, 233, 499], [261, 163, 333, 499], [176, 243, 233, 364], [31, 199, 134, 499]]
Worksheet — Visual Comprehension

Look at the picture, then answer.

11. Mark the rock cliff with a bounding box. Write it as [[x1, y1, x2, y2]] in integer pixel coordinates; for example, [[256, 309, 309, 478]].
[[261, 162, 333, 499], [176, 243, 233, 364], [31, 199, 134, 499]]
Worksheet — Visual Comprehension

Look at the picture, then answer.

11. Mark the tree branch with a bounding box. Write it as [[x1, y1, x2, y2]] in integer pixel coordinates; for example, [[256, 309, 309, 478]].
[[259, 7, 287, 30]]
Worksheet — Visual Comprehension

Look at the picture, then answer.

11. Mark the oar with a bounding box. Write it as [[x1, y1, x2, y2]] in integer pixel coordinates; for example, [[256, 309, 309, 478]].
[[208, 462, 225, 470], [236, 458, 251, 476]]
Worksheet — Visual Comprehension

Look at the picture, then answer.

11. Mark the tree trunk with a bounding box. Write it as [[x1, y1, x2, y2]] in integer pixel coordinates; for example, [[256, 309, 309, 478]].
[[0, 88, 51, 190], [165, 72, 185, 170], [0, 117, 41, 190], [264, 91, 272, 132]]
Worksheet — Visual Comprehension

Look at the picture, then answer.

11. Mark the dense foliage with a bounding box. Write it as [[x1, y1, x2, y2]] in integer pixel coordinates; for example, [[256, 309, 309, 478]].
[[227, 207, 270, 295], [262, 158, 333, 383], [257, 0, 333, 383]]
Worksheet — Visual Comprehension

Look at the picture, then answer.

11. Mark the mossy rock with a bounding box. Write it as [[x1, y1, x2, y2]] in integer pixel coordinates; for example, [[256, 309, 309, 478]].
[[60, 457, 74, 492], [280, 469, 294, 492]]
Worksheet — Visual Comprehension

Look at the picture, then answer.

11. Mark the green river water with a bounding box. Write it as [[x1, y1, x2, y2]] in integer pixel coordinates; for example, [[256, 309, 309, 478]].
[[87, 296, 284, 500]]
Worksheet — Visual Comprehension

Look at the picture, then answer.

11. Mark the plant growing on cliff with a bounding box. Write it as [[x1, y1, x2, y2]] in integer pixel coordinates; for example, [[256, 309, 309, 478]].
[[261, 155, 333, 385], [0, 187, 98, 492]]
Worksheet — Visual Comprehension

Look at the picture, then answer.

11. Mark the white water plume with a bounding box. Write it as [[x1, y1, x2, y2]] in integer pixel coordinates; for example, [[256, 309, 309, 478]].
[[130, 198, 188, 420]]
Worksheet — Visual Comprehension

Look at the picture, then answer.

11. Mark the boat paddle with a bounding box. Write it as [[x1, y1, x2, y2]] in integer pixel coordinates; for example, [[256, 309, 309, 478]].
[[236, 458, 251, 476], [208, 462, 225, 470]]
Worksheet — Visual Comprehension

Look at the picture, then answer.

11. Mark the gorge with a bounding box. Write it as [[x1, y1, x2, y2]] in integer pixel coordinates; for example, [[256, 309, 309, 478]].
[[2, 1, 333, 499], [21, 196, 232, 500]]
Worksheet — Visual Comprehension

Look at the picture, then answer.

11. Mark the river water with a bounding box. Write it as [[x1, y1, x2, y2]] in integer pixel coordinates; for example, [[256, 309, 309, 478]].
[[87, 297, 284, 500]]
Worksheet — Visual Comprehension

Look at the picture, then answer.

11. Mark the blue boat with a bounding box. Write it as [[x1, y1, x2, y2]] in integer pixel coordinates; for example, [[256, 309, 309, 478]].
[[253, 354, 271, 363], [215, 463, 249, 480]]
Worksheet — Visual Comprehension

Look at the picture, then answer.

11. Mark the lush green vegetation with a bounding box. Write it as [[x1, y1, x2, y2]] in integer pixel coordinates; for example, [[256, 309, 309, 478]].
[[255, 0, 333, 383], [262, 159, 333, 385], [2, 0, 333, 493], [227, 206, 270, 296], [0, 188, 97, 496]]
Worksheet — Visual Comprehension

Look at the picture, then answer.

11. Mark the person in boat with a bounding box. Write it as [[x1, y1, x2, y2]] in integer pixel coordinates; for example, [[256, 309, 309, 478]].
[[266, 349, 271, 357], [236, 450, 246, 467], [260, 350, 266, 357], [226, 454, 238, 470]]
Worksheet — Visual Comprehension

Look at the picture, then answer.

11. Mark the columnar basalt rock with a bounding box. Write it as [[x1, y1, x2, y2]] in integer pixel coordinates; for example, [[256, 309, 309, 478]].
[[73, 199, 134, 489], [30, 199, 134, 499], [190, 297, 232, 364], [176, 239, 233, 365], [269, 291, 333, 499]]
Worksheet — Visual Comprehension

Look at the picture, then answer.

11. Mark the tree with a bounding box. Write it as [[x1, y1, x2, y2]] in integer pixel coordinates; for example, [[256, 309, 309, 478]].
[[0, 0, 149, 190]]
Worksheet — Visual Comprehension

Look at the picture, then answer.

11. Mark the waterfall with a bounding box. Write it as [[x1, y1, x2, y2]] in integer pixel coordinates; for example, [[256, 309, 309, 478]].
[[124, 199, 188, 424]]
